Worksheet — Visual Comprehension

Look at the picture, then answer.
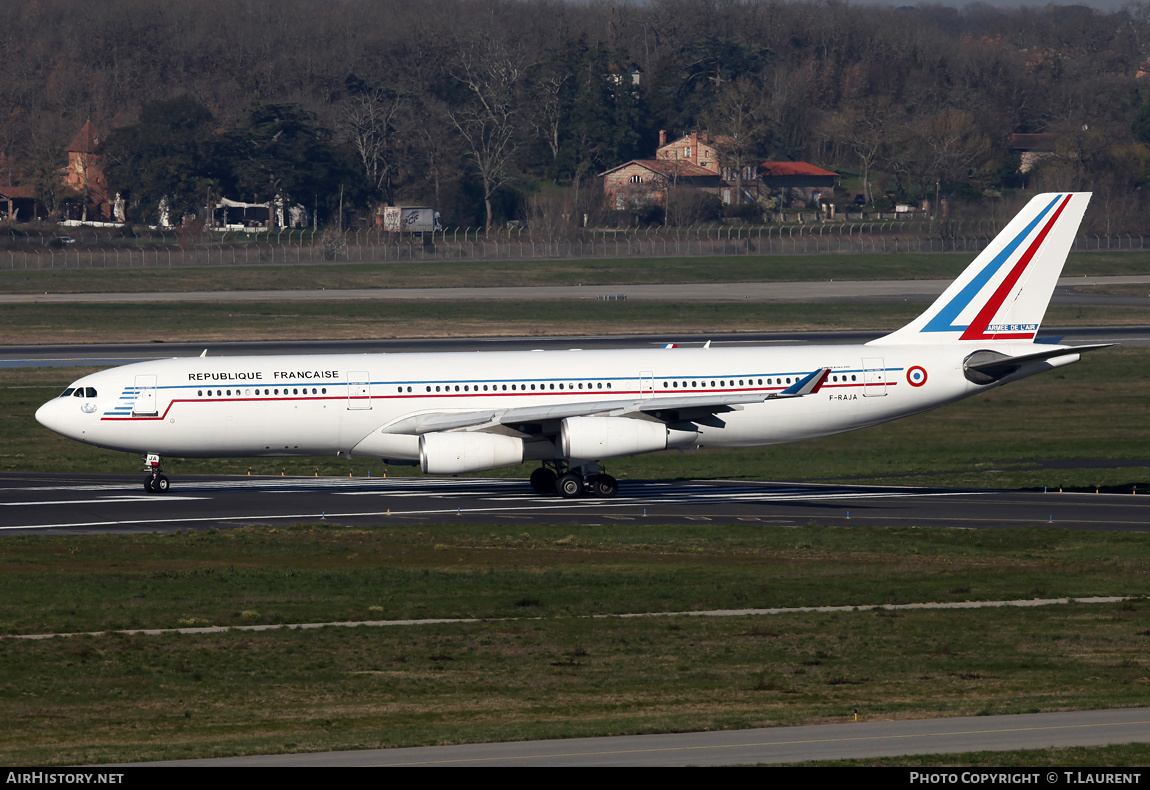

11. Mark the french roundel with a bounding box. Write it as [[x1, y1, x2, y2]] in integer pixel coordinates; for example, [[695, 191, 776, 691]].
[[906, 366, 928, 387]]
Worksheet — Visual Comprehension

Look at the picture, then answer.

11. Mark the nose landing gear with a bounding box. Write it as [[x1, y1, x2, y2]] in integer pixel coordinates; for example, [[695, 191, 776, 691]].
[[143, 453, 170, 494]]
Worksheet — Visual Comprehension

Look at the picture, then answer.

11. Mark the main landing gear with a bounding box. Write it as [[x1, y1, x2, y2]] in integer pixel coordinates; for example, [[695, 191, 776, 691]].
[[530, 461, 617, 499], [143, 453, 170, 494]]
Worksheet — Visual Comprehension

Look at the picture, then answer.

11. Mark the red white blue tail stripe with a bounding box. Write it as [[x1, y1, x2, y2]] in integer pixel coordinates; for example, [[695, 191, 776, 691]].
[[872, 193, 1089, 346]]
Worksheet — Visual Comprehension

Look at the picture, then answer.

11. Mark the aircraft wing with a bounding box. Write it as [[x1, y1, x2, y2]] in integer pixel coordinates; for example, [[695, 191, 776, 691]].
[[381, 367, 831, 436]]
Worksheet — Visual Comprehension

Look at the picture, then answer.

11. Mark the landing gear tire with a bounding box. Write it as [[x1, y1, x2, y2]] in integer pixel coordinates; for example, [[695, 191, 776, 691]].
[[590, 474, 618, 498], [530, 467, 558, 495], [145, 474, 170, 494], [556, 472, 584, 499]]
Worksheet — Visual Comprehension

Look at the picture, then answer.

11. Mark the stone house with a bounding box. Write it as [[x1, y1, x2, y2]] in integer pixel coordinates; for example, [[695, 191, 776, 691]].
[[602, 130, 837, 214], [599, 158, 720, 212]]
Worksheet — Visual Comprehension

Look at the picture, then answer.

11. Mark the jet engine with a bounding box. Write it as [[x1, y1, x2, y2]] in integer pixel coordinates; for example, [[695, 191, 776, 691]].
[[419, 431, 524, 474], [559, 416, 697, 460]]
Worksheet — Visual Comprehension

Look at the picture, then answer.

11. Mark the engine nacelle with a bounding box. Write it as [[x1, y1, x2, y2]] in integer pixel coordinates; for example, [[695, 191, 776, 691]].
[[419, 431, 524, 475], [560, 416, 685, 460], [350, 430, 420, 461]]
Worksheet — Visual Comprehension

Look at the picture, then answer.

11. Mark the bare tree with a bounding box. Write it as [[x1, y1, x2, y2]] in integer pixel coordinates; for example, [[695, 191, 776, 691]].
[[339, 88, 414, 205], [824, 101, 893, 205], [892, 109, 990, 210], [523, 189, 577, 239], [527, 69, 569, 166], [23, 138, 77, 220], [922, 109, 991, 209], [701, 75, 771, 206], [445, 32, 528, 232]]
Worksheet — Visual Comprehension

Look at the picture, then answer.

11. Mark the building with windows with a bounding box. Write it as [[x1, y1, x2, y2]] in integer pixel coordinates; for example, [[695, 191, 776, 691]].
[[601, 129, 837, 217], [599, 158, 721, 212]]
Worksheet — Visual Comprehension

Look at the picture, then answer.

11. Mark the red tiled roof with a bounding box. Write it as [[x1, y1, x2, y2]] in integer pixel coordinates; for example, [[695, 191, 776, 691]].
[[66, 121, 101, 154], [600, 159, 717, 178], [759, 161, 837, 177], [0, 186, 36, 199]]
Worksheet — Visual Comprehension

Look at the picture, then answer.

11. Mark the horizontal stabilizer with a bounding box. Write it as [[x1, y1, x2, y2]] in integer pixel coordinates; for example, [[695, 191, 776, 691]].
[[963, 343, 1112, 384]]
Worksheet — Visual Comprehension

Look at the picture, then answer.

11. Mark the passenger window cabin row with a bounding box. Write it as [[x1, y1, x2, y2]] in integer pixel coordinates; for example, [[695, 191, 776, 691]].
[[91, 372, 863, 402]]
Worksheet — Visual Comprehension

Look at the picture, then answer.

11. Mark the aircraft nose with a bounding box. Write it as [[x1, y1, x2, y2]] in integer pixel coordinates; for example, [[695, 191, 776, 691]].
[[35, 398, 68, 436]]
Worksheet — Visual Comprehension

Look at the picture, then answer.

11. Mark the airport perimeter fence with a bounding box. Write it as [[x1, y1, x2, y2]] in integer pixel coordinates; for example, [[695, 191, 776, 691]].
[[3, 221, 1148, 271]]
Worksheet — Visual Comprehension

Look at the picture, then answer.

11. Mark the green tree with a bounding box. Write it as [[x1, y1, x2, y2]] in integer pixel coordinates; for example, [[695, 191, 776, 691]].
[[101, 97, 220, 224], [223, 103, 357, 224], [665, 36, 772, 132]]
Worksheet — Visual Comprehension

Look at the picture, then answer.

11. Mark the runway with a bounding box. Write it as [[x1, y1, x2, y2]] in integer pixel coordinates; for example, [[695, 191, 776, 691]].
[[4, 472, 1150, 534]]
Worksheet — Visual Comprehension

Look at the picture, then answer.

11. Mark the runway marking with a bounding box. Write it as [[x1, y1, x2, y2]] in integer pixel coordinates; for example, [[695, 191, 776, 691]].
[[1, 495, 206, 507], [10, 510, 1149, 532]]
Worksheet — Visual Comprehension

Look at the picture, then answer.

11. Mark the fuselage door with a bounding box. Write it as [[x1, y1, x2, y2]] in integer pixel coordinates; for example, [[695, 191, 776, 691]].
[[861, 357, 888, 397], [347, 371, 372, 410], [132, 374, 158, 416], [639, 371, 654, 399]]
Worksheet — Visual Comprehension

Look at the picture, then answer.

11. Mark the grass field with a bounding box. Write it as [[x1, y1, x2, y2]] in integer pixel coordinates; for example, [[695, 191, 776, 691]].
[[1, 249, 1148, 296], [1, 523, 1148, 765]]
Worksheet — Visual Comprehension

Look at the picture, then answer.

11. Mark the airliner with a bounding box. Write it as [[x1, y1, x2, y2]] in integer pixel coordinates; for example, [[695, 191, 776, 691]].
[[36, 192, 1108, 497]]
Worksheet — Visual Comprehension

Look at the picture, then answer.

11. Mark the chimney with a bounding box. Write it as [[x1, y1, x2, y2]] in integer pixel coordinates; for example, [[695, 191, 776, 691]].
[[658, 129, 666, 148], [690, 131, 699, 163]]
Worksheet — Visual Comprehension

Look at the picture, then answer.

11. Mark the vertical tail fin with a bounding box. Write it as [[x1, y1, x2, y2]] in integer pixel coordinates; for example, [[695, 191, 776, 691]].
[[871, 192, 1090, 346]]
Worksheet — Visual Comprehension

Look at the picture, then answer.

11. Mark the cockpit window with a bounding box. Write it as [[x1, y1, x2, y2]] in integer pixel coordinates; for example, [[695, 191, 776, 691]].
[[60, 388, 75, 398], [85, 387, 96, 397], [73, 389, 84, 397]]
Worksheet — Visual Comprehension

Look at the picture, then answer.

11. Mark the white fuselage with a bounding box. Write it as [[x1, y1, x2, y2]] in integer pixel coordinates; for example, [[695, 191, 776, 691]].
[[33, 192, 1096, 481], [34, 340, 1051, 464]]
